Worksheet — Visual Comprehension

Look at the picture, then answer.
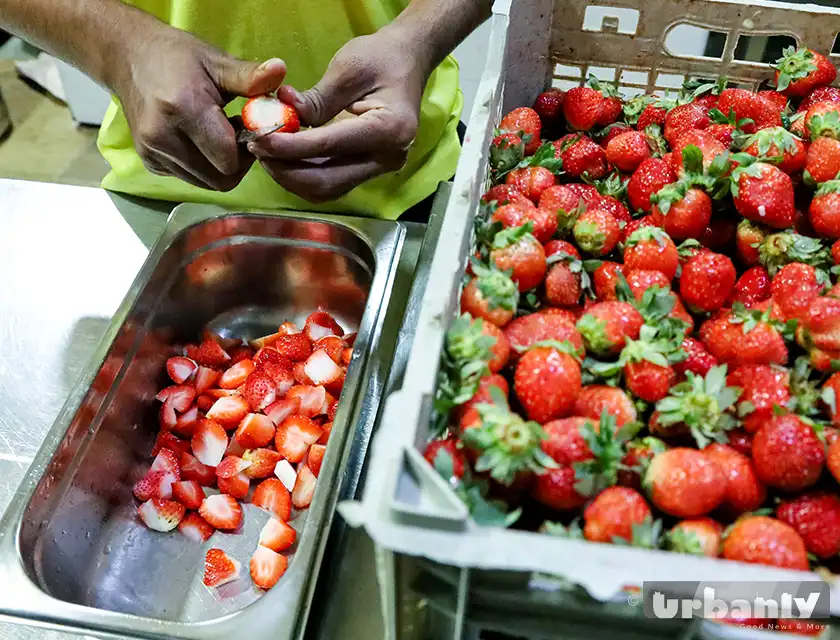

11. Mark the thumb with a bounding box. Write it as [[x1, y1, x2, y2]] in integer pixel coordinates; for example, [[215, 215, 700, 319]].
[[278, 69, 360, 127], [213, 57, 287, 98]]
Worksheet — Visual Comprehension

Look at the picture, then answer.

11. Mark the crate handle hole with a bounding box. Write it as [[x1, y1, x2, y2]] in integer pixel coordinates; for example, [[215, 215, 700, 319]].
[[733, 34, 797, 65], [832, 32, 840, 55], [663, 24, 726, 60], [582, 6, 639, 36]]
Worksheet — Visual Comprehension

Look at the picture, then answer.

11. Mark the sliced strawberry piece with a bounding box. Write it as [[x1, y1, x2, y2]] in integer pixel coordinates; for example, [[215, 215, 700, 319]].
[[278, 321, 300, 335], [251, 478, 292, 520], [343, 333, 357, 347], [199, 494, 243, 531], [253, 347, 293, 369], [156, 384, 196, 409], [206, 388, 241, 399], [206, 396, 250, 428], [318, 421, 332, 445], [305, 310, 344, 338], [196, 394, 216, 413], [228, 346, 255, 364], [172, 480, 205, 509], [201, 331, 242, 352], [273, 459, 297, 492], [341, 348, 353, 366], [242, 95, 300, 133], [293, 362, 313, 385], [241, 373, 277, 411], [322, 390, 336, 415], [150, 448, 181, 478], [272, 334, 312, 362], [324, 373, 345, 399], [216, 455, 252, 478], [179, 451, 217, 486], [250, 545, 288, 590], [275, 415, 323, 463], [138, 498, 185, 532], [178, 512, 214, 542], [167, 356, 198, 384], [217, 472, 250, 499], [303, 349, 342, 385], [159, 398, 178, 431], [250, 332, 285, 350], [218, 359, 256, 390], [286, 385, 326, 418], [306, 444, 326, 477], [133, 469, 177, 501], [265, 397, 302, 427], [192, 339, 231, 367], [173, 405, 199, 438], [242, 448, 282, 479], [234, 413, 276, 449], [259, 517, 296, 552], [194, 366, 221, 395], [292, 464, 317, 509], [328, 401, 338, 422], [203, 548, 240, 587], [226, 437, 246, 458], [256, 360, 296, 395], [191, 418, 228, 467], [312, 336, 345, 364], [152, 431, 191, 457]]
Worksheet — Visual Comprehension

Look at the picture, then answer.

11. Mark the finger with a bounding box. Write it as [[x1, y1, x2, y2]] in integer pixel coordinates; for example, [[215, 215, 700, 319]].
[[179, 106, 241, 175], [277, 67, 364, 127], [144, 154, 218, 190], [211, 57, 287, 98], [156, 133, 245, 192]]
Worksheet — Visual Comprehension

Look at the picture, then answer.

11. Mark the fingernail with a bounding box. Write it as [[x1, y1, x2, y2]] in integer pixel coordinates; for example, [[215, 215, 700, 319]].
[[247, 142, 259, 155], [258, 58, 284, 72]]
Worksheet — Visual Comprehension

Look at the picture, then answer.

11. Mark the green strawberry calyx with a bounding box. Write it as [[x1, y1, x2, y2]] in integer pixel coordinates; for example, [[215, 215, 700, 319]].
[[709, 106, 753, 130], [587, 73, 621, 99], [621, 436, 668, 477], [593, 171, 627, 200], [525, 142, 565, 174], [574, 411, 641, 496], [622, 95, 654, 125], [625, 225, 669, 249], [738, 126, 801, 164], [644, 124, 669, 158], [666, 527, 708, 555], [815, 178, 840, 197], [654, 365, 742, 448], [787, 356, 823, 420], [620, 324, 687, 368], [489, 134, 525, 173], [611, 517, 664, 549], [492, 221, 536, 250], [807, 110, 840, 142], [471, 261, 520, 313], [573, 219, 607, 254], [651, 179, 690, 214], [758, 230, 830, 277], [682, 76, 728, 101], [540, 518, 584, 539], [773, 46, 818, 92], [576, 313, 615, 357]]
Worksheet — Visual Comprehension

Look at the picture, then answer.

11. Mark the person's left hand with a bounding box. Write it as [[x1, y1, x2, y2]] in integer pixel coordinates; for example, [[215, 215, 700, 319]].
[[247, 28, 428, 202]]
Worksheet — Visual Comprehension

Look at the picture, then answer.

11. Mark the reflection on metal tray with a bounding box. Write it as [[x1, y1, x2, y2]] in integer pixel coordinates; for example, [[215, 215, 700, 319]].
[[0, 204, 406, 639]]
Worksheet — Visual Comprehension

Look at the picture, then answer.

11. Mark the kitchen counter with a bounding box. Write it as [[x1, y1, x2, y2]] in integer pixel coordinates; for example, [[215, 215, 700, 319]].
[[0, 178, 443, 640]]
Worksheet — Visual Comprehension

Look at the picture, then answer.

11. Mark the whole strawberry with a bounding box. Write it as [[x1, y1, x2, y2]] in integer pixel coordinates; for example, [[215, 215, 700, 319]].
[[772, 262, 823, 323], [505, 166, 556, 204], [482, 184, 532, 208], [504, 309, 584, 357], [699, 309, 787, 367], [531, 417, 597, 510], [809, 179, 840, 238], [492, 202, 558, 244], [499, 106, 542, 155], [828, 438, 840, 483], [532, 88, 566, 128], [667, 518, 722, 557], [774, 46, 837, 98], [729, 265, 771, 307], [625, 269, 670, 299], [605, 130, 650, 173], [673, 337, 718, 380], [822, 372, 840, 426], [801, 86, 840, 112], [514, 343, 582, 423], [573, 209, 620, 257], [727, 364, 790, 434], [576, 301, 644, 357], [722, 516, 809, 570], [644, 448, 726, 518], [556, 134, 608, 180], [563, 87, 604, 131], [752, 413, 825, 492], [423, 439, 466, 479], [460, 264, 519, 327], [482, 322, 511, 373], [583, 487, 652, 544], [804, 136, 840, 184], [704, 443, 767, 515], [489, 133, 525, 173], [798, 295, 840, 355], [592, 261, 624, 301], [636, 102, 668, 131], [717, 88, 781, 133], [650, 186, 712, 241], [621, 337, 678, 403], [679, 251, 736, 312], [544, 255, 583, 308], [627, 158, 677, 212], [489, 224, 547, 292], [735, 219, 767, 266], [670, 130, 726, 176], [575, 385, 638, 428], [741, 127, 807, 175], [663, 103, 711, 147], [777, 492, 840, 559], [623, 227, 679, 280], [539, 185, 586, 235], [731, 160, 796, 229], [589, 194, 631, 224], [618, 436, 667, 490]]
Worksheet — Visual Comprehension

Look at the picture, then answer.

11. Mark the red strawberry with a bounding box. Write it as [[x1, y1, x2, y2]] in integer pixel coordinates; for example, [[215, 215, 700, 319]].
[[727, 429, 753, 457], [285, 385, 328, 417], [138, 498, 185, 532], [679, 251, 736, 312], [618, 436, 667, 490], [636, 103, 668, 130], [704, 443, 767, 515], [171, 480, 205, 510], [772, 262, 822, 323], [622, 353, 676, 404], [206, 395, 250, 428], [292, 464, 317, 509], [650, 187, 712, 241], [503, 310, 583, 357], [722, 516, 808, 570], [481, 184, 531, 207], [809, 179, 840, 237], [663, 103, 711, 147], [699, 310, 787, 366], [605, 130, 650, 173], [575, 385, 637, 427], [742, 127, 807, 175], [241, 448, 282, 479], [644, 448, 725, 517], [538, 185, 586, 236], [190, 339, 231, 367], [423, 439, 466, 479], [491, 202, 558, 244], [592, 261, 624, 301], [150, 448, 181, 478], [801, 86, 840, 112], [203, 548, 240, 588], [514, 344, 582, 423], [598, 122, 634, 145], [250, 545, 288, 590], [275, 414, 323, 463], [732, 161, 796, 229], [673, 337, 718, 380], [191, 418, 228, 467], [217, 470, 250, 499], [705, 123, 735, 146], [178, 512, 214, 543], [562, 87, 604, 131], [193, 366, 221, 395], [166, 356, 197, 384], [730, 265, 771, 307], [480, 321, 511, 373], [133, 469, 176, 502], [572, 209, 620, 257], [589, 194, 631, 224], [242, 96, 300, 133], [173, 406, 199, 438], [774, 46, 837, 97], [627, 158, 677, 213], [259, 517, 296, 552], [670, 130, 726, 176], [753, 414, 825, 491], [228, 346, 254, 364], [156, 384, 196, 413], [543, 260, 582, 309], [531, 417, 597, 510], [179, 451, 216, 486], [555, 134, 608, 180], [576, 301, 643, 357], [152, 431, 191, 458], [271, 334, 312, 362], [564, 183, 599, 205], [252, 478, 292, 520], [218, 359, 255, 390], [239, 373, 276, 412], [499, 106, 542, 155], [734, 219, 766, 266], [758, 89, 789, 112], [489, 225, 547, 292], [667, 518, 722, 557], [625, 269, 670, 299], [833, 239, 840, 265], [306, 443, 326, 477], [727, 364, 790, 434], [234, 413, 276, 449], [717, 89, 781, 133], [505, 166, 556, 204], [804, 136, 840, 184], [583, 487, 652, 544], [532, 88, 566, 127], [777, 492, 840, 558], [623, 227, 679, 280], [489, 132, 525, 172], [460, 267, 518, 328]]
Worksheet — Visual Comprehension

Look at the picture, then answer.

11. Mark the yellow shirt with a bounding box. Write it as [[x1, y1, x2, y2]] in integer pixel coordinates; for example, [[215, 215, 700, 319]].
[[97, 0, 463, 219]]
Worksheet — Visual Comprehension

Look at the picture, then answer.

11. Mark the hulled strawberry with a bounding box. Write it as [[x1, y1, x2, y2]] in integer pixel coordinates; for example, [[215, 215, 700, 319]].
[[644, 448, 726, 517], [572, 209, 620, 257], [582, 486, 652, 544], [576, 301, 644, 357], [777, 492, 840, 559], [563, 86, 604, 131], [555, 134, 608, 180], [242, 96, 300, 134], [741, 127, 807, 175], [514, 343, 582, 424], [731, 158, 796, 229], [752, 413, 825, 492], [704, 443, 767, 515], [623, 227, 679, 280], [680, 251, 736, 312], [627, 158, 677, 212], [809, 179, 840, 238], [489, 224, 547, 292], [650, 185, 712, 241], [722, 516, 808, 570], [667, 518, 722, 557], [499, 106, 542, 155], [460, 263, 519, 327], [605, 130, 650, 173], [774, 46, 837, 98]]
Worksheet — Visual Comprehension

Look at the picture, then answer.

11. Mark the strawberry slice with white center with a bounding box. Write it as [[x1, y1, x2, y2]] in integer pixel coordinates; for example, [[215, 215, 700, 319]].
[[206, 396, 249, 429], [241, 96, 300, 134], [216, 455, 252, 478], [172, 480, 206, 510], [259, 517, 296, 552], [265, 397, 302, 427], [156, 384, 197, 411], [306, 444, 326, 477], [203, 548, 240, 587], [250, 545, 288, 590], [199, 494, 243, 531], [253, 347, 292, 368], [194, 367, 221, 395], [173, 405, 199, 438], [152, 431, 191, 457], [159, 397, 178, 431], [166, 356, 198, 384], [150, 448, 181, 479], [242, 448, 282, 479], [234, 413, 276, 449], [191, 418, 228, 467], [218, 359, 256, 390], [293, 362, 313, 386], [303, 349, 343, 385], [206, 388, 241, 399], [275, 415, 323, 463], [278, 321, 300, 335], [251, 478, 292, 520], [304, 310, 344, 341], [292, 464, 317, 509], [179, 451, 217, 486], [178, 512, 215, 543], [312, 336, 345, 364], [286, 385, 327, 418], [217, 472, 250, 499], [273, 459, 297, 492], [241, 373, 277, 411], [138, 498, 185, 532], [250, 332, 284, 350], [133, 469, 177, 502]]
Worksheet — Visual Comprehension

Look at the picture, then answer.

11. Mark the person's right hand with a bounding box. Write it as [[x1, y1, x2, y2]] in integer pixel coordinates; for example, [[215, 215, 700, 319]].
[[112, 26, 287, 191]]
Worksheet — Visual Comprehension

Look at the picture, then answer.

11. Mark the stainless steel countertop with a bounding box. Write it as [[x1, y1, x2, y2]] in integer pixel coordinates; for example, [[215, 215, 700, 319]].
[[0, 178, 440, 640]]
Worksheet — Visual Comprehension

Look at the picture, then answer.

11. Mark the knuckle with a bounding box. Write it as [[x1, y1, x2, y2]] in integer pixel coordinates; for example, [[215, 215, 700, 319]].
[[378, 109, 417, 149]]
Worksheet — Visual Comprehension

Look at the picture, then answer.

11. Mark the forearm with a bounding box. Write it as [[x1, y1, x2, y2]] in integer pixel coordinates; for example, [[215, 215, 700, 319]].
[[0, 0, 163, 92], [387, 0, 493, 77]]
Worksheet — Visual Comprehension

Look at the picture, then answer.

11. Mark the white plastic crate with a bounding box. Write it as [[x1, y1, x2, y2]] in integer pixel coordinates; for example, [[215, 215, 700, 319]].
[[340, 0, 840, 634]]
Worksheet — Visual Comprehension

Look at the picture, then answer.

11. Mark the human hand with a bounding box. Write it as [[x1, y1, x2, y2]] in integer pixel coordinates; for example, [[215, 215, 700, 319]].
[[113, 26, 287, 191], [247, 28, 427, 202]]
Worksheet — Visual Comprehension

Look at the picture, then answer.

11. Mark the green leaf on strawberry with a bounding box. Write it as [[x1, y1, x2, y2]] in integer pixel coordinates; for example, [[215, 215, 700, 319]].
[[526, 141, 564, 174], [573, 411, 638, 496], [492, 222, 535, 250], [593, 172, 628, 200], [587, 73, 621, 99], [651, 180, 689, 215], [472, 261, 520, 313], [665, 527, 706, 555], [644, 124, 669, 158], [709, 106, 753, 130], [612, 517, 663, 549], [807, 110, 840, 142], [681, 144, 705, 175], [581, 356, 624, 386], [622, 95, 654, 125], [758, 230, 830, 276], [682, 75, 728, 100], [773, 46, 818, 92], [540, 518, 584, 539]]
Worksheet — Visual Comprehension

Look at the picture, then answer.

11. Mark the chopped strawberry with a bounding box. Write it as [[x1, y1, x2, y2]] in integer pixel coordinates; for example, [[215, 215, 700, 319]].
[[278, 321, 301, 335], [253, 347, 290, 368], [305, 310, 344, 339], [292, 361, 313, 385], [250, 545, 288, 590], [276, 415, 324, 463], [191, 418, 228, 467], [341, 348, 352, 366], [242, 448, 283, 479], [234, 413, 276, 449], [256, 360, 296, 395], [172, 480, 205, 510], [179, 451, 217, 486], [250, 332, 286, 350], [312, 336, 345, 364], [152, 431, 191, 457], [259, 517, 296, 552], [228, 346, 254, 364], [273, 459, 297, 492], [265, 397, 302, 427], [272, 334, 313, 362], [251, 478, 292, 520], [138, 498, 185, 532], [306, 444, 326, 477], [166, 356, 198, 384], [292, 464, 317, 509], [241, 373, 277, 411], [242, 95, 300, 133], [199, 494, 243, 531], [178, 512, 214, 542], [217, 472, 250, 499], [226, 437, 246, 458], [194, 367, 221, 395], [206, 396, 250, 428], [201, 331, 241, 351], [156, 385, 197, 412], [159, 398, 178, 431], [318, 421, 332, 445], [173, 405, 200, 438], [133, 469, 176, 502], [216, 455, 252, 478], [286, 385, 327, 418], [218, 359, 256, 390], [206, 388, 241, 399], [203, 548, 240, 587], [150, 448, 181, 478], [303, 349, 343, 386], [190, 340, 231, 367], [196, 394, 216, 413]]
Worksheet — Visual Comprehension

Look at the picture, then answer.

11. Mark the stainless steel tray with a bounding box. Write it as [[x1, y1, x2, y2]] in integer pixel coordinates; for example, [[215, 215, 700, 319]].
[[0, 203, 406, 639]]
